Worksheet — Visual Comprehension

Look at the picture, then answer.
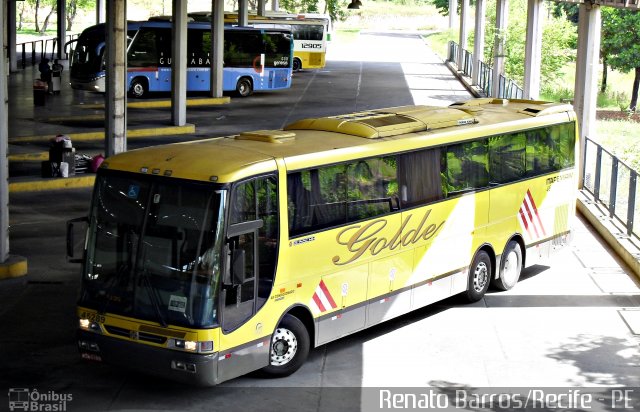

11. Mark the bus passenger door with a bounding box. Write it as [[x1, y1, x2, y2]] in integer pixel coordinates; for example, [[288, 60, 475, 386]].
[[218, 175, 278, 383]]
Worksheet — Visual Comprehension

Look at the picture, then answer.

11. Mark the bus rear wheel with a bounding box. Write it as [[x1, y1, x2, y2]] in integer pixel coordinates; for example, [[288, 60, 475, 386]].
[[236, 78, 253, 97], [293, 58, 302, 72], [465, 250, 491, 302], [261, 314, 310, 377], [129, 78, 148, 98], [492, 240, 522, 291]]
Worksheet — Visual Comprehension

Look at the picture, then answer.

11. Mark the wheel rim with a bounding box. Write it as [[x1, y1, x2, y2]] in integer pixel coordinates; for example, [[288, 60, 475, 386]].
[[239, 81, 249, 96], [472, 261, 489, 292], [293, 60, 301, 71], [132, 82, 144, 97], [270, 327, 298, 366], [502, 250, 519, 285]]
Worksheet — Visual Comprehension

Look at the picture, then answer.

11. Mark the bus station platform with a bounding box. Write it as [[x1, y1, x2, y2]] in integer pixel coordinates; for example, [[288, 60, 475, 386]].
[[2, 32, 640, 409]]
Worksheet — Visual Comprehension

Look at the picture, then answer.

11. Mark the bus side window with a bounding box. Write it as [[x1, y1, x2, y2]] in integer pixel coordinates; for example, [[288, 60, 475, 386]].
[[347, 156, 398, 220], [489, 133, 525, 184], [444, 141, 489, 195], [397, 149, 442, 207]]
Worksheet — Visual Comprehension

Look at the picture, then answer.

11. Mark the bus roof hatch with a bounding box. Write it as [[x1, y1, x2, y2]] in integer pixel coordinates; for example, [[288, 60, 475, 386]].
[[284, 106, 477, 139]]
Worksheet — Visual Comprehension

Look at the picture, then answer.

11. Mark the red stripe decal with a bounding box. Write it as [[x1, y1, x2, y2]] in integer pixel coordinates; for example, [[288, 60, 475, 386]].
[[527, 190, 547, 236], [319, 280, 337, 309], [312, 293, 326, 312]]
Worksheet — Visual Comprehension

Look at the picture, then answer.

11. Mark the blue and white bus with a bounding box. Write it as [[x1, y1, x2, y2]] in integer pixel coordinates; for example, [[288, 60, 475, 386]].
[[69, 20, 293, 97]]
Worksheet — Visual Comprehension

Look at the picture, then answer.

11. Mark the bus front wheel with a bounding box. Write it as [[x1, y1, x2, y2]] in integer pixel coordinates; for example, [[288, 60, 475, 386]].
[[465, 250, 491, 302], [262, 314, 310, 377], [236, 78, 253, 97], [492, 240, 522, 291], [129, 78, 148, 98], [293, 58, 302, 72]]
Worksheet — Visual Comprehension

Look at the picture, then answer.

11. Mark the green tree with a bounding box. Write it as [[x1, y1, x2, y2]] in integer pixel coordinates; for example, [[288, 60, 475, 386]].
[[67, 0, 96, 31], [279, 0, 348, 23], [601, 8, 640, 110]]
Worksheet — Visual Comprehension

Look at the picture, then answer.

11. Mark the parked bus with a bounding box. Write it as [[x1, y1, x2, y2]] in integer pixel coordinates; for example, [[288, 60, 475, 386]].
[[69, 98, 577, 386], [69, 20, 293, 97], [216, 12, 329, 71]]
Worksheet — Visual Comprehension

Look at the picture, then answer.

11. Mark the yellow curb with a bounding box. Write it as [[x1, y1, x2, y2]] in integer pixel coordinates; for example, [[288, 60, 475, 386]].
[[9, 175, 96, 193], [77, 97, 230, 110], [44, 114, 105, 122], [10, 124, 196, 143], [0, 255, 28, 279], [9, 152, 49, 162]]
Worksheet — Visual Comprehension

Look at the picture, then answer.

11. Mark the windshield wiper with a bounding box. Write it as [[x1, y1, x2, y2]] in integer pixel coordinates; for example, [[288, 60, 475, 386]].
[[138, 264, 168, 328]]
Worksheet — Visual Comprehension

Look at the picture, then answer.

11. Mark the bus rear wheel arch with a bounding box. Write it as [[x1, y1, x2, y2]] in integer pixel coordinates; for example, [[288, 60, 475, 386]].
[[465, 248, 493, 302], [293, 58, 302, 72], [492, 239, 523, 291], [261, 314, 310, 377], [129, 77, 149, 98], [236, 77, 253, 97]]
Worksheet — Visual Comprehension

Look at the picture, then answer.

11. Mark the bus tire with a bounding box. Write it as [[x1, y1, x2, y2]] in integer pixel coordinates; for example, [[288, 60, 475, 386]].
[[236, 78, 253, 97], [129, 78, 148, 98], [293, 58, 302, 72], [465, 250, 491, 302], [261, 314, 310, 377], [492, 240, 522, 291]]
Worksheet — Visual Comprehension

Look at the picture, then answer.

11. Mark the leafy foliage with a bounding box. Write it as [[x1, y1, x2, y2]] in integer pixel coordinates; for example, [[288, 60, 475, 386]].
[[601, 8, 640, 110]]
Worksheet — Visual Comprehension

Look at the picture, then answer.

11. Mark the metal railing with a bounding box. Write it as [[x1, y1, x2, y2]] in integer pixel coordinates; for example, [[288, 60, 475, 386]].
[[583, 138, 640, 237], [447, 40, 524, 100], [16, 33, 78, 68]]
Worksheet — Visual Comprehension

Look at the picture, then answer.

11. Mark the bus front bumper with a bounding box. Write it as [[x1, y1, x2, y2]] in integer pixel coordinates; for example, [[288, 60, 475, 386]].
[[77, 330, 218, 386]]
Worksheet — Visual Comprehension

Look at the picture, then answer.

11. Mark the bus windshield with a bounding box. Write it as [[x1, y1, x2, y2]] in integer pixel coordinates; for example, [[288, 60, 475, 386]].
[[79, 172, 226, 328]]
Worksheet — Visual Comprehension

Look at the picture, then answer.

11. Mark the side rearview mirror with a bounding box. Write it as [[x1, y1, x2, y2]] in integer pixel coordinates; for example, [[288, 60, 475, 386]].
[[67, 216, 88, 263], [231, 249, 246, 285]]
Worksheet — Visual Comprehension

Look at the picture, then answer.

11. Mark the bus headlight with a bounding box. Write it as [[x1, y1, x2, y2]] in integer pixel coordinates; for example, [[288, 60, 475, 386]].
[[169, 339, 214, 353], [79, 318, 102, 333]]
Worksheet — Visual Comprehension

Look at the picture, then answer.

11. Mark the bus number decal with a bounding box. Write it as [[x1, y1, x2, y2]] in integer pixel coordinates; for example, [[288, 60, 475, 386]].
[[301, 43, 322, 49], [332, 209, 445, 266], [290, 236, 316, 247], [79, 311, 105, 324]]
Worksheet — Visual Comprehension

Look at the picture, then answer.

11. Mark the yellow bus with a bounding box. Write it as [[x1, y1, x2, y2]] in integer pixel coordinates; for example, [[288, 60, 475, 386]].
[[222, 12, 330, 71], [69, 98, 577, 386]]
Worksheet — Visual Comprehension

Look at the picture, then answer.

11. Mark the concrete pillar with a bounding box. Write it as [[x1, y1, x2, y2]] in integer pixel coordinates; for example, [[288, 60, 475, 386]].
[[449, 0, 457, 29], [258, 0, 266, 16], [1, 0, 8, 264], [472, 0, 486, 86], [492, 0, 508, 98], [458, 0, 469, 73], [171, 0, 187, 126], [239, 0, 248, 26], [57, 0, 67, 60], [574, 3, 601, 189], [8, 0, 17, 72], [105, 0, 127, 157], [0, 0, 27, 277], [211, 0, 224, 98], [272, 0, 279, 12], [97, 0, 106, 24], [523, 0, 543, 100]]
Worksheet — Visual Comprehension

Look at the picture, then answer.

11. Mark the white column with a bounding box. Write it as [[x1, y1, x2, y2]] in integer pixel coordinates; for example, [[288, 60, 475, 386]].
[[171, 0, 188, 126], [105, 0, 127, 157], [492, 0, 508, 98], [574, 4, 601, 189], [472, 0, 486, 86], [458, 0, 470, 74], [239, 0, 249, 26], [449, 0, 458, 29], [258, 0, 266, 16], [523, 0, 543, 100], [272, 0, 279, 12]]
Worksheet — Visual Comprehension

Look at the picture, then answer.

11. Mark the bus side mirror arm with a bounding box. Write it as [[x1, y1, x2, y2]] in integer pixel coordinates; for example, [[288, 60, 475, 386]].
[[67, 216, 88, 263]]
